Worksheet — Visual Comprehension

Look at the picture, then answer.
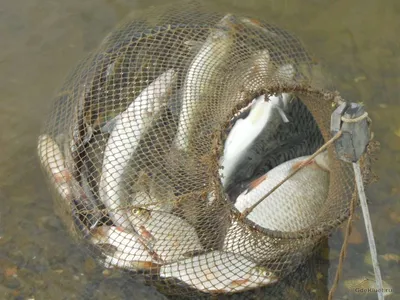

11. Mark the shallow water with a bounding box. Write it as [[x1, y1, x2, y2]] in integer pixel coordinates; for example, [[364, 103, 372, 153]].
[[0, 0, 399, 299]]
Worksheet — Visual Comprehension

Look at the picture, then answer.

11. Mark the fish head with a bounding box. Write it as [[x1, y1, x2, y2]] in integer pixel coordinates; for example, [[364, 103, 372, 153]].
[[127, 207, 151, 227], [252, 266, 278, 280], [211, 14, 240, 40]]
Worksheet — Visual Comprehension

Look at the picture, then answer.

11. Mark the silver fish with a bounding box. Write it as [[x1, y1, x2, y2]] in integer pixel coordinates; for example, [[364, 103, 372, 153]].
[[126, 209, 203, 262], [99, 69, 176, 229], [160, 250, 278, 293], [234, 151, 330, 232], [90, 225, 157, 270], [219, 94, 290, 190], [38, 135, 101, 233], [38, 135, 73, 202], [173, 14, 237, 151], [251, 96, 324, 180]]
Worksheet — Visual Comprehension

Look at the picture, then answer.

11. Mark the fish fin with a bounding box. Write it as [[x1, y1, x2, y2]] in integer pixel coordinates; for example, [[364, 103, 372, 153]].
[[290, 159, 315, 172], [89, 219, 100, 230], [244, 173, 268, 194], [276, 106, 289, 123], [230, 279, 250, 287], [54, 169, 72, 183]]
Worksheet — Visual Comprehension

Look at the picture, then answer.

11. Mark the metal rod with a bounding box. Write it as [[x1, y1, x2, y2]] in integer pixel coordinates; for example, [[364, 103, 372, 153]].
[[353, 161, 384, 300]]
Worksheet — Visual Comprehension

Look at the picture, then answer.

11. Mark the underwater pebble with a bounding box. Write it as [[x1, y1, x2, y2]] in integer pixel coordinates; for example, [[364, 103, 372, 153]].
[[3, 277, 21, 289], [381, 253, 400, 263], [389, 211, 400, 223], [3, 266, 18, 278], [83, 258, 97, 273]]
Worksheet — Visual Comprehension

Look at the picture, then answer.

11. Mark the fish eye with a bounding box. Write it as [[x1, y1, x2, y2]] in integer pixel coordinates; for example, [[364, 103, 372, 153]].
[[254, 266, 273, 277], [263, 270, 274, 277], [132, 208, 143, 215]]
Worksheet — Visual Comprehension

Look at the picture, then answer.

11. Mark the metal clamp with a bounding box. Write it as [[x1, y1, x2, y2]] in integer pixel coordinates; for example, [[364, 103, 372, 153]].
[[330, 102, 371, 163]]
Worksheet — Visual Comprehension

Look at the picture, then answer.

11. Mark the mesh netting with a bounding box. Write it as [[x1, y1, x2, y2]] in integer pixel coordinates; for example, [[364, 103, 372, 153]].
[[37, 2, 377, 298]]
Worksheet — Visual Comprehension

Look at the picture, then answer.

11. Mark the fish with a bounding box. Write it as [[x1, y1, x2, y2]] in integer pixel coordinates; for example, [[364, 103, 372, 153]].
[[219, 93, 290, 190], [218, 49, 275, 134], [234, 151, 330, 232], [99, 69, 176, 229], [225, 94, 324, 197], [222, 219, 272, 263], [62, 132, 103, 229], [90, 225, 156, 269], [63, 132, 104, 229], [38, 134, 103, 232], [126, 209, 203, 262], [251, 96, 324, 176], [78, 167, 104, 228], [159, 250, 278, 294], [37, 135, 72, 201], [173, 14, 237, 151]]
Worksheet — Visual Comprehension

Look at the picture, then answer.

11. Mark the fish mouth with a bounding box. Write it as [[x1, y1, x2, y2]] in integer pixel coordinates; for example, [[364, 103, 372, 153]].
[[268, 274, 279, 283]]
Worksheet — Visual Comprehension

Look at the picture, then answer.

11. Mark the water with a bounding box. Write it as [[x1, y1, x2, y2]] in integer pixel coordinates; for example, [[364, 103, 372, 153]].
[[0, 0, 399, 299]]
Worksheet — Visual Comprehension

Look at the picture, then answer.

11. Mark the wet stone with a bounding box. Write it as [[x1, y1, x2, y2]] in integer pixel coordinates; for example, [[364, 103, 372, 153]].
[[4, 277, 21, 289], [387, 227, 400, 250], [38, 215, 63, 231], [83, 258, 97, 274]]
